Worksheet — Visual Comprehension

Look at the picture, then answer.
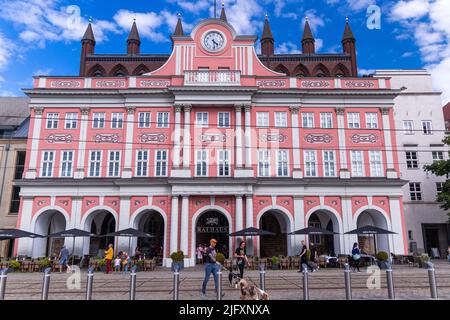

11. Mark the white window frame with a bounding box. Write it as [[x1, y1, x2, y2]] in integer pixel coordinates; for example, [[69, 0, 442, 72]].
[[46, 113, 59, 129], [365, 113, 378, 129], [432, 151, 444, 162], [304, 150, 317, 177], [320, 113, 333, 129], [135, 150, 149, 177], [302, 112, 314, 128], [256, 112, 269, 128], [157, 112, 170, 128], [60, 150, 74, 177], [406, 151, 419, 169], [88, 151, 102, 177], [218, 112, 230, 128], [258, 149, 271, 177], [403, 120, 414, 135], [138, 112, 151, 128], [409, 183, 422, 201], [422, 120, 433, 135], [436, 182, 444, 194], [92, 113, 106, 129], [155, 150, 168, 177], [107, 151, 121, 177], [217, 149, 231, 177], [347, 113, 360, 129], [323, 150, 336, 177], [275, 112, 288, 128], [111, 113, 124, 129], [41, 151, 55, 177], [64, 113, 78, 129], [369, 151, 383, 177], [195, 150, 208, 177], [351, 151, 364, 177], [196, 112, 209, 128], [276, 150, 289, 177]]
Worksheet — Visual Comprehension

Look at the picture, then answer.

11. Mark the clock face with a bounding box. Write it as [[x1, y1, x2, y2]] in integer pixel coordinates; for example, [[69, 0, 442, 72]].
[[202, 31, 225, 52]]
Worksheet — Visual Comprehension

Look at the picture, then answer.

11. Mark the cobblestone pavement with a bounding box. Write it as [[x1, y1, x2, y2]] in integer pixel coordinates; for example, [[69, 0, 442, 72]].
[[2, 261, 450, 300]]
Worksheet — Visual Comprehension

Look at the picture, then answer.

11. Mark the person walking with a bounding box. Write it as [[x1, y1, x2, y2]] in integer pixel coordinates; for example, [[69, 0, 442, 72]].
[[351, 242, 361, 273], [298, 240, 313, 272], [196, 244, 204, 264], [104, 244, 114, 274], [58, 245, 69, 273], [201, 239, 224, 298], [234, 241, 248, 279]]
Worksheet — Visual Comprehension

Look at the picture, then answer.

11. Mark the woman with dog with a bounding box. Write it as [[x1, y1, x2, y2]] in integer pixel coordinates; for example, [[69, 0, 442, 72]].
[[234, 241, 248, 279], [351, 242, 362, 272]]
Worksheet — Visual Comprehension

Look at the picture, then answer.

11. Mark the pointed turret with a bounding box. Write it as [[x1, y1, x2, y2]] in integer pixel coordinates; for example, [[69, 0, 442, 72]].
[[342, 17, 357, 77], [301, 17, 315, 54], [261, 15, 274, 56], [220, 1, 227, 22], [127, 20, 141, 55], [80, 21, 96, 76], [174, 13, 184, 36]]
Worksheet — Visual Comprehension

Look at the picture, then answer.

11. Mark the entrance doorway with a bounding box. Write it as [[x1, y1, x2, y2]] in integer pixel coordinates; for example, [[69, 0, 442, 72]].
[[196, 211, 230, 258], [138, 211, 165, 259], [259, 211, 287, 257]]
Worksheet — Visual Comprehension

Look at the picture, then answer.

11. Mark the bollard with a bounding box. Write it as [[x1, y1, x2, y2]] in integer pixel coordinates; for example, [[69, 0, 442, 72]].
[[259, 263, 266, 292], [217, 268, 223, 301], [173, 266, 180, 301], [85, 267, 94, 301], [344, 263, 352, 300], [428, 264, 438, 299], [129, 266, 137, 301], [302, 266, 309, 300], [0, 269, 7, 300], [386, 268, 395, 300], [41, 267, 51, 300]]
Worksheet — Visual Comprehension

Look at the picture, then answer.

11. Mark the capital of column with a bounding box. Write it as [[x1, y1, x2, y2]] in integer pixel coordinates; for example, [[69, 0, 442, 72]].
[[234, 104, 243, 113], [244, 105, 252, 113], [335, 107, 345, 116], [174, 104, 183, 113], [33, 106, 44, 115], [126, 106, 136, 115], [183, 104, 192, 113], [380, 107, 390, 115], [80, 106, 90, 116], [182, 195, 190, 200], [290, 105, 300, 114]]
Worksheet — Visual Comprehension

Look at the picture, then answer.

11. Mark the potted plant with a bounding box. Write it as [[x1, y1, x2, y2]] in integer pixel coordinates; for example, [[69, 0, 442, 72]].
[[271, 256, 280, 270], [376, 251, 390, 270], [38, 258, 51, 271], [170, 251, 184, 272], [7, 260, 20, 272], [97, 258, 106, 272], [134, 259, 144, 271], [419, 254, 431, 268], [216, 253, 225, 269]]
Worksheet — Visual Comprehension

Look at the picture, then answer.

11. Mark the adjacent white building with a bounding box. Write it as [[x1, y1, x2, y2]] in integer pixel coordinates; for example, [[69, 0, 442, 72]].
[[374, 70, 449, 257]]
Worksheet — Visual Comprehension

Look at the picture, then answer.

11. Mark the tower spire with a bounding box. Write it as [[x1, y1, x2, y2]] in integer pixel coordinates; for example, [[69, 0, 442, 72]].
[[127, 20, 141, 55], [80, 22, 96, 76], [220, 1, 227, 22], [261, 14, 274, 56], [302, 16, 315, 54], [173, 13, 184, 36], [342, 17, 357, 77]]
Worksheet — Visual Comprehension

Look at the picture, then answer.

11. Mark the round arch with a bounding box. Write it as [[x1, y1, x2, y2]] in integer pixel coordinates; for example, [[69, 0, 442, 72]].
[[81, 206, 118, 256]]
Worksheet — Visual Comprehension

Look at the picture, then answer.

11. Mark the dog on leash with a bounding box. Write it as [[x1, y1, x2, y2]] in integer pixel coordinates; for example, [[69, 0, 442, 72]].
[[239, 279, 269, 300]]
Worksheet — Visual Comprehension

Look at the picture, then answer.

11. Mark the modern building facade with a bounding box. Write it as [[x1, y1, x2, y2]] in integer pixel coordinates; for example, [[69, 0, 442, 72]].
[[374, 70, 449, 258], [15, 14, 409, 267], [0, 97, 30, 258]]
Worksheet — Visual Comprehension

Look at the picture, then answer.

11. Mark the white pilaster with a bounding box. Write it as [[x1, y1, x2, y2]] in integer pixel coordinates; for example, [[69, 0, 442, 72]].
[[26, 107, 43, 179], [17, 197, 34, 256], [293, 197, 305, 255], [336, 107, 350, 179], [342, 196, 356, 254], [235, 105, 243, 168], [381, 107, 398, 179], [75, 107, 90, 179], [170, 196, 179, 255], [290, 106, 303, 179], [388, 197, 406, 254], [245, 195, 254, 254], [118, 197, 131, 252], [182, 105, 192, 170], [173, 105, 182, 169], [180, 196, 189, 259], [71, 197, 84, 256], [244, 105, 253, 169], [122, 106, 135, 178], [235, 195, 243, 232]]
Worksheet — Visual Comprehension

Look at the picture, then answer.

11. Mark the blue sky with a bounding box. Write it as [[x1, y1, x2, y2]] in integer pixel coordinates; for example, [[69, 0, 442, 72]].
[[0, 0, 449, 104]]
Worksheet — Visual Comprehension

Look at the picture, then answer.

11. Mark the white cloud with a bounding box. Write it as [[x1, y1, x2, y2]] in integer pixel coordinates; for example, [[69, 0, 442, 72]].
[[276, 42, 301, 54], [302, 10, 325, 33], [33, 68, 52, 76], [225, 0, 264, 35], [113, 10, 166, 42], [315, 38, 324, 51], [326, 0, 376, 12], [273, 0, 286, 17], [359, 68, 375, 76], [390, 0, 429, 20], [0, 33, 13, 70]]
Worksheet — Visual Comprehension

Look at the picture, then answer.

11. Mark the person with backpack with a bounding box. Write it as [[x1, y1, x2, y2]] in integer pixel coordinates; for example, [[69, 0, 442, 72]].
[[351, 242, 362, 272], [298, 240, 314, 272]]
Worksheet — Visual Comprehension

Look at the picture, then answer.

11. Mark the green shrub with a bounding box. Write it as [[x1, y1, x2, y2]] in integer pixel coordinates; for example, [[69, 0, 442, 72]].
[[8, 260, 20, 270], [420, 254, 430, 264], [376, 251, 389, 262], [97, 259, 106, 267], [271, 256, 280, 265], [216, 253, 226, 264], [170, 251, 184, 262], [38, 258, 51, 269]]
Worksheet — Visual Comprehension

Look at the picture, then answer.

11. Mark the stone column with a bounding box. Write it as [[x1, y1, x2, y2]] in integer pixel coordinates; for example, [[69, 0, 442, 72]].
[[290, 106, 303, 178], [336, 107, 350, 179], [245, 195, 254, 255], [180, 195, 190, 264], [244, 105, 253, 169], [388, 197, 406, 254], [173, 105, 182, 168], [235, 105, 243, 168], [75, 106, 90, 179], [16, 197, 34, 256], [341, 196, 356, 254], [122, 106, 135, 178], [381, 107, 398, 179], [170, 196, 179, 256], [182, 105, 192, 169], [118, 197, 131, 253], [25, 107, 44, 179], [293, 196, 305, 255]]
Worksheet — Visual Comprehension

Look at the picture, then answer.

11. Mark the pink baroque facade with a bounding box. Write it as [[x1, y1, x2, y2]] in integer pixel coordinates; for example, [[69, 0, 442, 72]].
[[16, 18, 407, 267]]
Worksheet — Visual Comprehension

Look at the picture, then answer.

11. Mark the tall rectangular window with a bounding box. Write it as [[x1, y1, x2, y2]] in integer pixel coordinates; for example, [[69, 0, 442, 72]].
[[320, 113, 333, 128], [111, 113, 124, 129], [302, 113, 314, 128], [138, 112, 151, 128], [65, 113, 78, 129], [196, 150, 208, 176], [347, 113, 360, 129], [256, 112, 269, 128], [432, 151, 444, 162], [108, 151, 121, 177], [136, 150, 149, 177], [218, 149, 231, 177], [277, 150, 289, 177], [351, 151, 364, 177], [275, 112, 288, 128], [365, 113, 378, 129], [369, 151, 383, 177], [157, 112, 170, 128], [88, 151, 102, 177], [9, 186, 21, 214], [323, 150, 336, 177], [93, 113, 106, 129], [406, 151, 418, 169], [422, 121, 432, 135], [218, 112, 230, 128], [409, 183, 422, 201], [41, 151, 55, 177], [403, 120, 414, 135], [304, 150, 317, 177], [436, 182, 444, 194], [155, 150, 168, 177], [196, 112, 209, 128], [14, 151, 26, 180], [60, 151, 74, 177], [46, 113, 59, 129], [258, 149, 270, 177]]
